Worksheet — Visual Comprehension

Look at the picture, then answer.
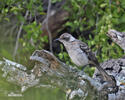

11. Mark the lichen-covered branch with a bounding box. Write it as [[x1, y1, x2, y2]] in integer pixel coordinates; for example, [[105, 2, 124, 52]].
[[93, 57, 125, 100], [1, 49, 125, 99], [1, 50, 117, 100], [30, 50, 106, 100], [107, 29, 125, 51]]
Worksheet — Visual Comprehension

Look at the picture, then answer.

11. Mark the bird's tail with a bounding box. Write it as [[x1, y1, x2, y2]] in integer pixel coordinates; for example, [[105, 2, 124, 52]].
[[95, 63, 115, 82]]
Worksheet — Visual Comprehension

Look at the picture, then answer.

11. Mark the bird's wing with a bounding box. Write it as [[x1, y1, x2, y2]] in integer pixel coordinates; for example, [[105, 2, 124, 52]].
[[78, 40, 99, 65]]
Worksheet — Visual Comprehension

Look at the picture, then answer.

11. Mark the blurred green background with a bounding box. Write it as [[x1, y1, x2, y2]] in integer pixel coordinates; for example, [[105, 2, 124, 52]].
[[0, 0, 124, 99]]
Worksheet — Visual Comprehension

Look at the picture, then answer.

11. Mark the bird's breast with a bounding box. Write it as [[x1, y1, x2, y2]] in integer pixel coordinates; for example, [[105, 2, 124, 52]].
[[67, 48, 89, 67]]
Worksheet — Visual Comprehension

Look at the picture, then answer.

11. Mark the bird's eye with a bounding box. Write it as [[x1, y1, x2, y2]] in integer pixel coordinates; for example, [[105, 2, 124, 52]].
[[62, 37, 69, 41], [62, 37, 66, 39]]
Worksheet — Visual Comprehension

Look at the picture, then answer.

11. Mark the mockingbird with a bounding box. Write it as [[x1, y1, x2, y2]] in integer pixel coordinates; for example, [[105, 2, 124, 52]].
[[55, 33, 117, 87]]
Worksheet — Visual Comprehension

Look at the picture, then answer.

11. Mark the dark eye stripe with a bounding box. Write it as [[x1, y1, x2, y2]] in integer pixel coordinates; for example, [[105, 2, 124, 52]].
[[64, 37, 69, 41]]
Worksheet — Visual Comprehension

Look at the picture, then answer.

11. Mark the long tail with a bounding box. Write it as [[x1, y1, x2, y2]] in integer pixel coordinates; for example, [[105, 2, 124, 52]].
[[95, 63, 118, 93], [95, 63, 115, 82]]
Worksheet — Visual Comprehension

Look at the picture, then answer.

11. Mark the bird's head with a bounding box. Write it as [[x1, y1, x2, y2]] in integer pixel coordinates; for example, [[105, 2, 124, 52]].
[[55, 33, 76, 44]]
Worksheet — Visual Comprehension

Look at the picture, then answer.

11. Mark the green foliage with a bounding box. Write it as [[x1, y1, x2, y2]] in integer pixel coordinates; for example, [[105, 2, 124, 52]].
[[57, 44, 72, 65], [64, 0, 124, 63], [57, 0, 124, 76], [0, 0, 124, 75], [0, 0, 48, 65], [0, 1, 125, 99], [52, 0, 62, 3], [20, 21, 48, 54]]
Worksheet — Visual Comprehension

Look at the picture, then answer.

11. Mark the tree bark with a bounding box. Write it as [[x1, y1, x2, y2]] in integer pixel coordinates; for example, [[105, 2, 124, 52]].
[[107, 29, 125, 52]]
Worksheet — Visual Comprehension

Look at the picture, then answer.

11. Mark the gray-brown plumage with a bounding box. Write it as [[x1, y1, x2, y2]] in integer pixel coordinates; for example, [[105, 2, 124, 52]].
[[56, 33, 117, 83]]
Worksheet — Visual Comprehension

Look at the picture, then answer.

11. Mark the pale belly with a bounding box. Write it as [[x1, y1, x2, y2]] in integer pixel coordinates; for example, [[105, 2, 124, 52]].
[[68, 49, 89, 67]]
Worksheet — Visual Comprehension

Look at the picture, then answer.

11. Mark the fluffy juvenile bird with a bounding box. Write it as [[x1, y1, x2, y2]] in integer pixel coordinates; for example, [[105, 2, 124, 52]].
[[56, 33, 116, 83]]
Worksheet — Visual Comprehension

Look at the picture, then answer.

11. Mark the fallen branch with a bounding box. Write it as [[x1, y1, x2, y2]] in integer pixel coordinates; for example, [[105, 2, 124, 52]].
[[0, 50, 117, 100], [107, 29, 125, 52], [1, 49, 125, 99], [29, 50, 119, 99]]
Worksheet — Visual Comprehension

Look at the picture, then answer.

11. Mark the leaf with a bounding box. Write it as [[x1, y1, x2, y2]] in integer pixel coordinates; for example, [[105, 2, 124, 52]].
[[100, 3, 107, 8]]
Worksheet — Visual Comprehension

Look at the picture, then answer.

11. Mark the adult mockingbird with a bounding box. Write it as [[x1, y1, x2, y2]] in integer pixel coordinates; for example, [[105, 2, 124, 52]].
[[55, 33, 117, 86]]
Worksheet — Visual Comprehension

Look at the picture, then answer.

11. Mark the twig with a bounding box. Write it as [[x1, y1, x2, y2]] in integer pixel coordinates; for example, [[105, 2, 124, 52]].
[[46, 0, 53, 53], [13, 10, 29, 58]]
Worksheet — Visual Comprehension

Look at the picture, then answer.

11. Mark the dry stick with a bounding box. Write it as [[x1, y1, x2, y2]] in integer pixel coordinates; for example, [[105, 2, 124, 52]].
[[46, 0, 53, 53], [13, 10, 29, 58]]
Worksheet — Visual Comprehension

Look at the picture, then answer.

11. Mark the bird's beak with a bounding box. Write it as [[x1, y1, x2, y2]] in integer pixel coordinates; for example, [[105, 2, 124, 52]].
[[54, 38, 61, 42]]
